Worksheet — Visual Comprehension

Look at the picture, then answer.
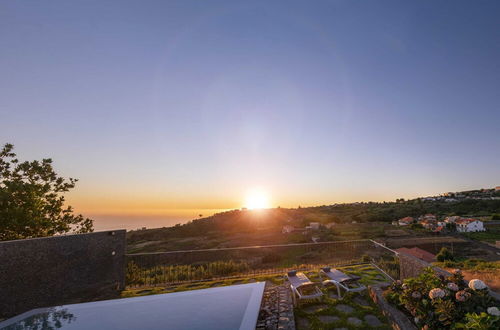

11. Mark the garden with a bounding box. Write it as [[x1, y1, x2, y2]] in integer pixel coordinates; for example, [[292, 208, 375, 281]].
[[384, 267, 500, 329]]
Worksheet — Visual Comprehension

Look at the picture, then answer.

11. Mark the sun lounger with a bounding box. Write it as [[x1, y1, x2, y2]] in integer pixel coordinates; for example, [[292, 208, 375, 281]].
[[286, 270, 324, 306], [319, 267, 366, 299]]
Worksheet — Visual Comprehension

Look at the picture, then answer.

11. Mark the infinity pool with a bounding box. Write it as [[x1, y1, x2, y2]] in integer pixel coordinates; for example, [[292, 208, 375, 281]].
[[0, 282, 265, 330]]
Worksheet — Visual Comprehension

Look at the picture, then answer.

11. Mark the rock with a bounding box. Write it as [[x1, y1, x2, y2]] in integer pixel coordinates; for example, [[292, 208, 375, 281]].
[[318, 315, 340, 323], [364, 314, 382, 326], [335, 304, 354, 314], [353, 296, 370, 306], [347, 317, 362, 326], [296, 317, 310, 329]]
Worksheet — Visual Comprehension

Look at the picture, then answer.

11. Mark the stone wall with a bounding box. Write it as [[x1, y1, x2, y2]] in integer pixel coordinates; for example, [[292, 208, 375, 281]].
[[398, 252, 450, 280], [368, 285, 417, 330], [0, 230, 126, 318]]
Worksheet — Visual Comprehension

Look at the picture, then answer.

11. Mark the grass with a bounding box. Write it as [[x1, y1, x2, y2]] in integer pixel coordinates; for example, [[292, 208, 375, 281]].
[[294, 264, 391, 329], [461, 227, 500, 243], [122, 263, 390, 296], [434, 258, 500, 271], [294, 291, 392, 329]]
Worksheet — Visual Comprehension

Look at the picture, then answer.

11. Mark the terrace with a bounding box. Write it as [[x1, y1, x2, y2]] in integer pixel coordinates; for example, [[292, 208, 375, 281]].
[[123, 239, 401, 329], [3, 232, 492, 329]]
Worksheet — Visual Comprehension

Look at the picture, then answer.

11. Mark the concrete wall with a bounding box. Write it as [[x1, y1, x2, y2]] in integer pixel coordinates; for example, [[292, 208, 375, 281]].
[[0, 230, 126, 318]]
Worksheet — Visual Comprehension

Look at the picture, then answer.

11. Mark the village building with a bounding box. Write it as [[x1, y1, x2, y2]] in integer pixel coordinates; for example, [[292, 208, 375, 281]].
[[306, 222, 320, 230], [455, 219, 485, 232], [325, 222, 336, 229], [398, 217, 414, 226], [444, 216, 461, 223]]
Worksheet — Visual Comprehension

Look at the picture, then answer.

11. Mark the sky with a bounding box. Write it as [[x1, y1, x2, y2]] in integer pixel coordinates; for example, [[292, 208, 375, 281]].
[[1, 1, 500, 229]]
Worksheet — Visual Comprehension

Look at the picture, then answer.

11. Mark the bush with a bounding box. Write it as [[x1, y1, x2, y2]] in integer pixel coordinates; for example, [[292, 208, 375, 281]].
[[361, 254, 372, 263], [436, 247, 454, 262], [385, 268, 499, 329]]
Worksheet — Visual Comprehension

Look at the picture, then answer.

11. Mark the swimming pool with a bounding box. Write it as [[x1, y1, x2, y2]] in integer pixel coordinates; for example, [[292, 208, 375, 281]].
[[0, 282, 265, 330]]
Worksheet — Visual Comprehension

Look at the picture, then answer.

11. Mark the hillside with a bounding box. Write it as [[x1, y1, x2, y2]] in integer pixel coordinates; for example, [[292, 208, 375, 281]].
[[127, 189, 500, 253]]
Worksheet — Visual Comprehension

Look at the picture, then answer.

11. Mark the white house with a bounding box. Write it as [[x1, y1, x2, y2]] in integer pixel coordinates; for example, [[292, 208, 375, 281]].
[[456, 219, 485, 232], [282, 225, 295, 234], [307, 222, 320, 230]]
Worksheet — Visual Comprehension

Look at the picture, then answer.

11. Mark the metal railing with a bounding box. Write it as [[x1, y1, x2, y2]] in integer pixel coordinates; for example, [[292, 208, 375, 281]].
[[125, 239, 401, 287]]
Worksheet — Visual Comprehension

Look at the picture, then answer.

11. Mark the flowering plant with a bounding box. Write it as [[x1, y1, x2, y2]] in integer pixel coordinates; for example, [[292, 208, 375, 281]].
[[384, 268, 500, 329]]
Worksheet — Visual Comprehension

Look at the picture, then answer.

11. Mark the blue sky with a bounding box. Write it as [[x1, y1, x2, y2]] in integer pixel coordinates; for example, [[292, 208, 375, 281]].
[[1, 1, 499, 220]]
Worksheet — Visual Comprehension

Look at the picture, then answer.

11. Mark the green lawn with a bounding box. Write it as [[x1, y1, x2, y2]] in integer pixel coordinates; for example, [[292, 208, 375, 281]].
[[462, 227, 500, 243]]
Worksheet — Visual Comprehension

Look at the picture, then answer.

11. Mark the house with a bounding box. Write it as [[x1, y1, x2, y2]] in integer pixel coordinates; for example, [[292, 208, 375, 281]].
[[434, 226, 445, 233], [398, 217, 414, 226], [325, 222, 336, 229], [420, 220, 436, 230], [395, 247, 436, 263], [282, 225, 306, 234], [444, 216, 461, 224], [456, 219, 485, 232], [307, 222, 320, 230], [422, 214, 437, 221], [496, 186, 500, 191]]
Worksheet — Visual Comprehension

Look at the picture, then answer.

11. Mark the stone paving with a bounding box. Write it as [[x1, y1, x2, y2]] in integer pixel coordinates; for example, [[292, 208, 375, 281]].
[[257, 263, 392, 329], [256, 283, 295, 330]]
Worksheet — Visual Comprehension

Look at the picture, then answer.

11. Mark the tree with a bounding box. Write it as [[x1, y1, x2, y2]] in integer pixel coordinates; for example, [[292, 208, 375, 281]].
[[0, 143, 93, 240], [436, 247, 454, 262]]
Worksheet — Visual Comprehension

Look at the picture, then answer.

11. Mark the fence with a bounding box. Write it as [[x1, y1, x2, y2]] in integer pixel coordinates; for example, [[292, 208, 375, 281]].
[[125, 239, 400, 287]]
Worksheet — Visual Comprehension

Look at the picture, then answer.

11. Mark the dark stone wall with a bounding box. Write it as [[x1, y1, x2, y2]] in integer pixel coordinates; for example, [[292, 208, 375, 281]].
[[398, 252, 450, 280], [0, 230, 126, 318]]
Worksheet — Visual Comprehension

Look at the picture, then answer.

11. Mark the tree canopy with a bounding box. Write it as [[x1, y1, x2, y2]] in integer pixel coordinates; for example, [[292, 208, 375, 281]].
[[0, 143, 93, 240]]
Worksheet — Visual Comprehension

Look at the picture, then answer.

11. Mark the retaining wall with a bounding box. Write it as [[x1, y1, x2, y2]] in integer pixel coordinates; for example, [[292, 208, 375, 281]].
[[0, 230, 126, 317]]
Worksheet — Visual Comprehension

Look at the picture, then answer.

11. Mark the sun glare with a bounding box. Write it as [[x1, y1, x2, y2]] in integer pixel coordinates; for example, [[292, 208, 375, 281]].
[[245, 190, 270, 210]]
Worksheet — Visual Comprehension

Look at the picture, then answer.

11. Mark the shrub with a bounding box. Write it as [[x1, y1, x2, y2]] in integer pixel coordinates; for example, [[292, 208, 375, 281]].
[[436, 247, 454, 262], [385, 268, 499, 329], [361, 254, 372, 263]]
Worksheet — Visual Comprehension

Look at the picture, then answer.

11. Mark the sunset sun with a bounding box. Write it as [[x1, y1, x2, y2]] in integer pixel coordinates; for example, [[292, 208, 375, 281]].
[[245, 190, 270, 210]]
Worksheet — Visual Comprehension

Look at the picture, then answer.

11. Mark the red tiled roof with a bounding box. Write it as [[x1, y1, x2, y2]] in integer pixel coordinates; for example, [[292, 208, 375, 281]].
[[395, 247, 436, 263], [456, 218, 479, 225]]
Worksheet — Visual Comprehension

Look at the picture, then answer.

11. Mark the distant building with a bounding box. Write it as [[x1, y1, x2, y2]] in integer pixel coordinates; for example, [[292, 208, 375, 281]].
[[496, 186, 500, 191], [422, 214, 437, 221], [420, 220, 436, 230], [398, 217, 414, 226], [307, 222, 320, 230], [395, 247, 436, 263], [434, 226, 445, 233], [444, 216, 461, 224], [456, 219, 485, 232], [325, 222, 336, 229], [282, 225, 296, 234]]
